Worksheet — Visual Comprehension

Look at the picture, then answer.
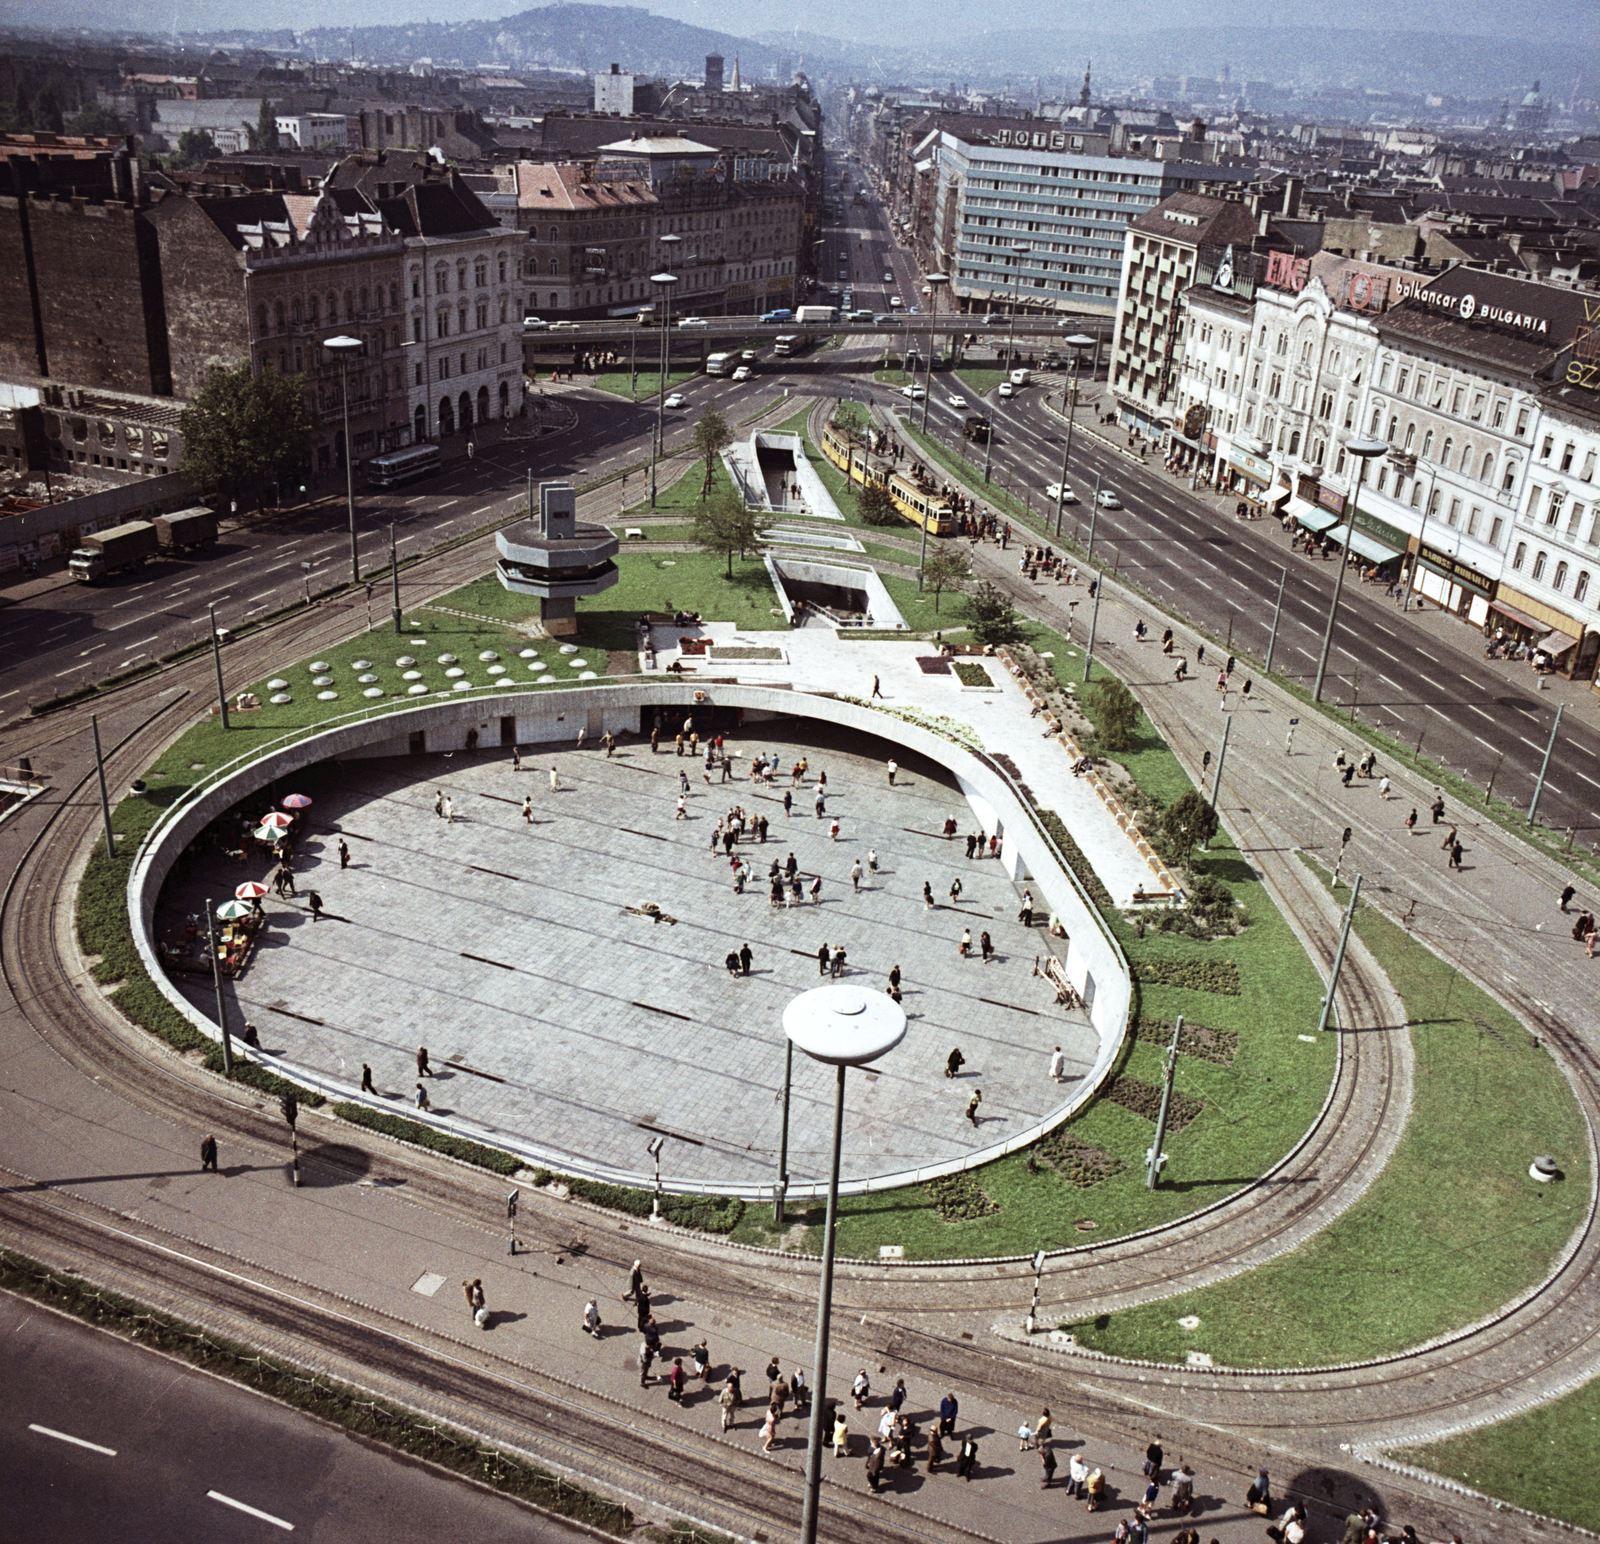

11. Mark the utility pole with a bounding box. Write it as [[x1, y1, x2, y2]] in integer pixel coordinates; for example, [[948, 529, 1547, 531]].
[[1145, 1016, 1183, 1189], [1264, 566, 1287, 675], [1313, 440, 1386, 702], [389, 523, 402, 632], [1315, 874, 1362, 1035], [1203, 715, 1231, 850], [205, 899, 233, 1076], [1528, 704, 1564, 827], [209, 603, 229, 729], [90, 712, 116, 860], [1082, 571, 1103, 683], [1024, 1249, 1047, 1334], [506, 1188, 520, 1256], [281, 1092, 300, 1186]]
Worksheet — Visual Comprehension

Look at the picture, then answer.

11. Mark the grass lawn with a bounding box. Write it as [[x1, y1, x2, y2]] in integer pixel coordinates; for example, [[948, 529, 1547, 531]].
[[622, 457, 732, 520], [575, 550, 785, 652], [591, 368, 699, 402], [730, 639, 1336, 1258], [1059, 857, 1591, 1365], [1396, 1376, 1600, 1533], [954, 367, 1006, 397]]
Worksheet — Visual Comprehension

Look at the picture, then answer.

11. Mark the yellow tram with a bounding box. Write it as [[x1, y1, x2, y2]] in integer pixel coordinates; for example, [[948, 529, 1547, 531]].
[[821, 423, 956, 537]]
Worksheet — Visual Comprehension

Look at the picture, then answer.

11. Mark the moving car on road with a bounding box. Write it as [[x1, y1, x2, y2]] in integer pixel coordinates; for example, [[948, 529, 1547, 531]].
[[997, 381, 1015, 398], [900, 384, 926, 400], [678, 316, 709, 328], [1044, 482, 1078, 503], [664, 392, 688, 408], [946, 393, 970, 410], [1096, 489, 1121, 509], [731, 366, 751, 381]]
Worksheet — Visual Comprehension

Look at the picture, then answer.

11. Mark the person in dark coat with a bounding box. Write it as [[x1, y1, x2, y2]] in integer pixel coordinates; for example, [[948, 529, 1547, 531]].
[[200, 1134, 218, 1172], [945, 1047, 965, 1078], [956, 1433, 979, 1480]]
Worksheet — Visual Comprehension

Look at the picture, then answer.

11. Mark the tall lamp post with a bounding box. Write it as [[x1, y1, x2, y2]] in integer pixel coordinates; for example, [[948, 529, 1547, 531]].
[[1002, 244, 1031, 374], [1052, 333, 1096, 539], [918, 273, 948, 436], [647, 243, 681, 509], [785, 985, 906, 1544], [1313, 438, 1388, 703], [322, 334, 365, 584], [1391, 449, 1436, 614]]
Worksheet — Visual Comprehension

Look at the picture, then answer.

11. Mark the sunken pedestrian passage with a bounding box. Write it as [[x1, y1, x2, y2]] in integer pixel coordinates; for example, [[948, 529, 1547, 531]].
[[139, 691, 1124, 1198]]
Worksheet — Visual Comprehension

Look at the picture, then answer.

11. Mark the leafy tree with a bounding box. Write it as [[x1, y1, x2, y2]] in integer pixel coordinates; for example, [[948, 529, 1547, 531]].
[[173, 128, 219, 168], [857, 479, 899, 526], [177, 364, 312, 503], [689, 407, 732, 499], [921, 544, 971, 613], [1090, 676, 1139, 752], [693, 483, 769, 578], [1163, 790, 1219, 858], [11, 83, 31, 130], [34, 87, 63, 133], [964, 580, 1024, 647], [66, 101, 126, 137], [830, 403, 868, 446], [247, 97, 278, 152]]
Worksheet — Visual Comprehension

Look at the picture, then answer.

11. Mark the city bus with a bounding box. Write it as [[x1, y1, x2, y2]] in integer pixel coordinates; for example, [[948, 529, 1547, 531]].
[[366, 443, 442, 489], [772, 332, 811, 357], [704, 352, 735, 376]]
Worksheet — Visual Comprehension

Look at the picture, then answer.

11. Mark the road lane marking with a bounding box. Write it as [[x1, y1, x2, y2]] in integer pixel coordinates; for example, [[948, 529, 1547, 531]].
[[29, 1424, 116, 1456], [207, 1492, 294, 1530]]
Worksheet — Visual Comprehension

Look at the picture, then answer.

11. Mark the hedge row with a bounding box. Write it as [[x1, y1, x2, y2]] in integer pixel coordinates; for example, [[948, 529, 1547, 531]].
[[331, 1104, 522, 1175], [539, 1173, 745, 1235]]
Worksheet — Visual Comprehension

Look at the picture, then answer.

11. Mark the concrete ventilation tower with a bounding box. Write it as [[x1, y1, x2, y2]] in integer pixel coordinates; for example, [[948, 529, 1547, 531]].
[[705, 53, 724, 92], [495, 482, 619, 638]]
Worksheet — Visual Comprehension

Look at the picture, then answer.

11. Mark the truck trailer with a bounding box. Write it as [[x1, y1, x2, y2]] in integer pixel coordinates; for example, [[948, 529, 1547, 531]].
[[153, 506, 218, 552], [67, 520, 160, 584]]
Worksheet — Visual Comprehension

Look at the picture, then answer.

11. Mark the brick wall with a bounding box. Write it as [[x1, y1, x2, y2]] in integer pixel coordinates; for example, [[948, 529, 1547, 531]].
[[145, 197, 251, 399]]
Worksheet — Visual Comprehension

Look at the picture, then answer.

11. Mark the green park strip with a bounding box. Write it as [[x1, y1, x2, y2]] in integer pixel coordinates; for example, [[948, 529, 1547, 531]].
[[621, 455, 734, 519], [586, 367, 699, 402], [1395, 1377, 1600, 1534], [729, 636, 1337, 1259], [1059, 856, 1591, 1366], [0, 1249, 635, 1535], [953, 367, 1007, 397]]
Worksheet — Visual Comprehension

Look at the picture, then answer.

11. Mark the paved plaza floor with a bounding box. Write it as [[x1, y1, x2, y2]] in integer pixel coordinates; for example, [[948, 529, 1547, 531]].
[[160, 724, 1096, 1192]]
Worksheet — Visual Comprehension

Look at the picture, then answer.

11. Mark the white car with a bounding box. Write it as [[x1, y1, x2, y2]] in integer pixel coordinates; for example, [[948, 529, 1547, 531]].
[[900, 384, 926, 400], [1096, 489, 1121, 509], [889, 296, 903, 309], [522, 316, 547, 330], [946, 394, 970, 410], [663, 392, 688, 409], [883, 271, 894, 283], [1044, 482, 1078, 504], [731, 366, 751, 381], [740, 349, 758, 361], [997, 381, 1015, 398], [548, 320, 580, 331], [677, 316, 709, 328]]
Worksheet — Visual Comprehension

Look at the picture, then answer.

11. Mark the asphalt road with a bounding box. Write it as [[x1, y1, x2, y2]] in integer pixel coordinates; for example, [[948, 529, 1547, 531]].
[[0, 1292, 595, 1543]]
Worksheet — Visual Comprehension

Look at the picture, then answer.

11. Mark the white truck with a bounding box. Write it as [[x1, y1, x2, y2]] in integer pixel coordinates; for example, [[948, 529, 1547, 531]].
[[1010, 367, 1033, 387], [795, 305, 838, 324]]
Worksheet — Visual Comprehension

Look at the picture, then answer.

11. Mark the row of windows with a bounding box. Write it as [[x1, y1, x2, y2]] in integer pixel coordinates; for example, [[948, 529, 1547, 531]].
[[1511, 543, 1592, 599], [259, 285, 396, 336], [1375, 355, 1525, 435], [1537, 434, 1597, 481], [413, 255, 510, 296]]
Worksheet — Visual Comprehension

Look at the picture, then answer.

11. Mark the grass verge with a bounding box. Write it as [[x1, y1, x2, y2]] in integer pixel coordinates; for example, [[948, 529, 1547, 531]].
[[1394, 1377, 1600, 1533], [332, 1104, 522, 1175], [1058, 855, 1591, 1365], [0, 1248, 633, 1534]]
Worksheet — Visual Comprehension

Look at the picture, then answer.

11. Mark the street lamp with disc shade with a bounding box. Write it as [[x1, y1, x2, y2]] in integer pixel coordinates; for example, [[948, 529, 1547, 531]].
[[322, 334, 365, 584], [1313, 437, 1389, 702]]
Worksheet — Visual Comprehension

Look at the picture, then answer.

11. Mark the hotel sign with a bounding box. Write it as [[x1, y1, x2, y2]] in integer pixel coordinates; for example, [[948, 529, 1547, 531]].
[[993, 128, 1074, 150], [1264, 251, 1309, 292]]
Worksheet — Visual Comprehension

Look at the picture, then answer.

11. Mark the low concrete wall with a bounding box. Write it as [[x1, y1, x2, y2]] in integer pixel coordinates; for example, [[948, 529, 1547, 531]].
[[128, 682, 1131, 1196]]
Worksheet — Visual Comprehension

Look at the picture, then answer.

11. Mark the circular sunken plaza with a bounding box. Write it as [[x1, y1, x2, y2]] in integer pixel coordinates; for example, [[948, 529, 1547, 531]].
[[139, 688, 1120, 1197]]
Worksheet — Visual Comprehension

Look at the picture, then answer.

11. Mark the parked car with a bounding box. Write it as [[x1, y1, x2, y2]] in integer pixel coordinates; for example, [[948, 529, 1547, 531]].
[[900, 384, 927, 400], [1044, 482, 1078, 504], [997, 381, 1015, 398], [731, 366, 751, 381], [1096, 489, 1121, 509], [678, 316, 709, 328], [664, 392, 688, 408]]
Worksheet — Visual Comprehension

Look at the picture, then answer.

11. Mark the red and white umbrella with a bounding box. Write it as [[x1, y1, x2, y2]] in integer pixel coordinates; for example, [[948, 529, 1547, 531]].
[[235, 881, 270, 899], [281, 794, 313, 809], [259, 811, 293, 831]]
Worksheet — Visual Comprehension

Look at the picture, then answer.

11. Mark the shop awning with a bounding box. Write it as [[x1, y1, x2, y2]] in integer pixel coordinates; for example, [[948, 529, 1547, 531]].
[[1532, 628, 1577, 657], [1285, 496, 1338, 532], [1487, 597, 1546, 632], [1330, 524, 1401, 564]]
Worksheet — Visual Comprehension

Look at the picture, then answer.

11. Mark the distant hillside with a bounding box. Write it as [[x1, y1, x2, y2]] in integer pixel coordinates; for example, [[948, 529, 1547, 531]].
[[290, 4, 825, 83]]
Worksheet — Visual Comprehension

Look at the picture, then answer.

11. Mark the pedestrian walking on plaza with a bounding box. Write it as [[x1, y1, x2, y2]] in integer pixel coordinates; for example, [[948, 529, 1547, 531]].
[[886, 757, 897, 785], [938, 1391, 958, 1436], [337, 837, 350, 869], [1440, 823, 1457, 850], [725, 950, 741, 977], [868, 848, 878, 874], [1049, 1045, 1065, 1082], [638, 1339, 656, 1387], [872, 674, 884, 700], [926, 1426, 944, 1472], [1040, 1444, 1057, 1488], [691, 1337, 710, 1381], [1560, 883, 1576, 912], [1430, 791, 1445, 823], [979, 930, 993, 962], [810, 875, 823, 905], [575, 725, 586, 749], [1144, 1436, 1164, 1482], [1379, 775, 1391, 800], [1171, 1463, 1196, 1513], [865, 1437, 886, 1491], [852, 1368, 871, 1409], [416, 1083, 429, 1110], [1449, 839, 1464, 871], [830, 945, 846, 977], [676, 795, 687, 819], [1066, 1452, 1088, 1499], [1341, 762, 1355, 786], [649, 727, 660, 754], [463, 1278, 485, 1319], [361, 1063, 375, 1094], [783, 789, 793, 817], [200, 1134, 218, 1172], [965, 1088, 982, 1126], [441, 796, 453, 824], [949, 876, 963, 905], [435, 790, 444, 818], [602, 731, 616, 758], [923, 880, 934, 910], [417, 1046, 432, 1078], [513, 744, 523, 771], [740, 942, 753, 976], [829, 818, 841, 842], [760, 1406, 778, 1453], [956, 1433, 978, 1481], [818, 942, 831, 976], [307, 890, 323, 920], [549, 766, 560, 792], [851, 859, 863, 892], [815, 789, 826, 818], [1405, 807, 1418, 831], [833, 1406, 850, 1458], [945, 1047, 965, 1078], [719, 1377, 740, 1431], [583, 1299, 602, 1337], [667, 1357, 687, 1402], [522, 795, 533, 825], [958, 927, 972, 957], [623, 1260, 645, 1301], [1019, 890, 1034, 927], [965, 832, 977, 859]]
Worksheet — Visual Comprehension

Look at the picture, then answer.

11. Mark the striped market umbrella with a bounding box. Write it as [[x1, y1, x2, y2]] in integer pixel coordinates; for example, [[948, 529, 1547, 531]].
[[235, 881, 270, 899], [253, 825, 285, 843], [281, 794, 313, 809], [214, 899, 254, 920], [259, 811, 293, 830]]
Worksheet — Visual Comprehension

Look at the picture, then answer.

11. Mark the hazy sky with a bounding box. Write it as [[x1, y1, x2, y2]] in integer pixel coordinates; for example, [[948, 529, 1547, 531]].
[[2, 0, 1585, 50]]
